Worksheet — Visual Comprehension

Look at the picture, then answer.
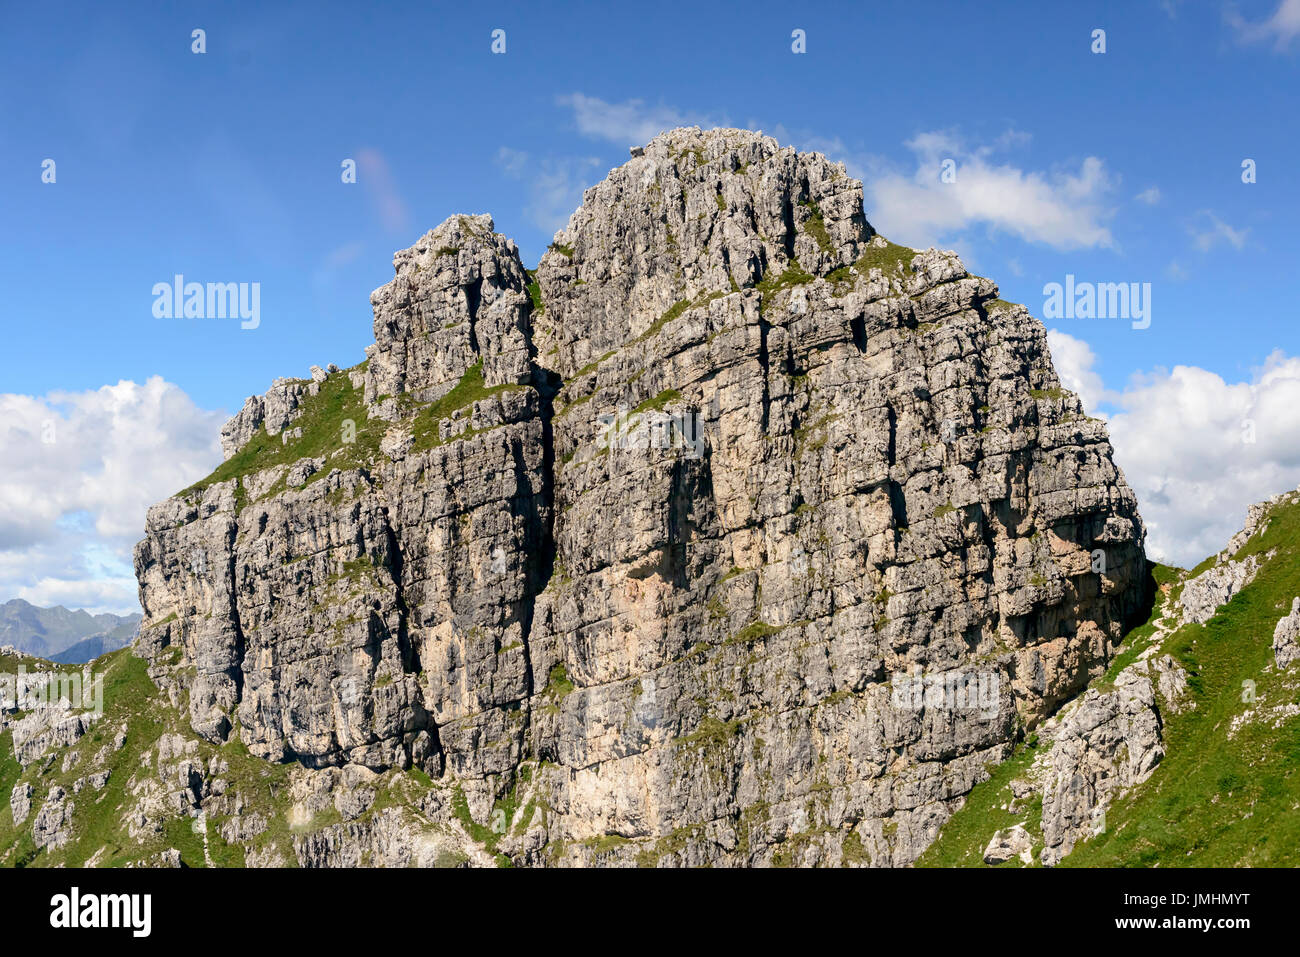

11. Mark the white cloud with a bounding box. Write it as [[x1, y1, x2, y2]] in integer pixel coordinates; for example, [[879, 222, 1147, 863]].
[[0, 378, 225, 613], [1190, 212, 1249, 251], [1227, 0, 1300, 49], [863, 130, 1117, 250], [557, 93, 727, 148], [1046, 333, 1300, 567], [1046, 330, 1114, 414], [1136, 187, 1162, 205], [496, 147, 604, 236]]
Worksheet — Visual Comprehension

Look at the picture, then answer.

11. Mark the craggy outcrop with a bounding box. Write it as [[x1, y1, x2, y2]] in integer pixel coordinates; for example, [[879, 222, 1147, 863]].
[[1177, 553, 1264, 625], [1037, 669, 1164, 866], [1274, 597, 1300, 669], [130, 128, 1148, 866]]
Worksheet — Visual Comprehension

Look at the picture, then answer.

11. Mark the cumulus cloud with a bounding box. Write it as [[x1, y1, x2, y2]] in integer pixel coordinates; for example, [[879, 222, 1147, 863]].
[[496, 147, 603, 236], [1227, 0, 1300, 49], [1047, 331, 1300, 568], [557, 93, 727, 148], [864, 130, 1117, 250], [1046, 330, 1114, 414], [1190, 211, 1249, 252], [0, 378, 225, 613], [1135, 187, 1162, 205]]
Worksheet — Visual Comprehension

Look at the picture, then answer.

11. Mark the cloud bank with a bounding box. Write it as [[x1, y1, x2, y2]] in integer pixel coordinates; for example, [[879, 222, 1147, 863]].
[[1049, 330, 1300, 567], [0, 377, 225, 614]]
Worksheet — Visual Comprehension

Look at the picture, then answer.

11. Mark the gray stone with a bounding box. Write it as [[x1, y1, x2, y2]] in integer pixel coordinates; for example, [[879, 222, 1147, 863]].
[[1178, 554, 1263, 624], [983, 823, 1032, 864], [1274, 597, 1300, 669], [1039, 668, 1164, 866], [10, 782, 32, 826], [32, 787, 73, 849]]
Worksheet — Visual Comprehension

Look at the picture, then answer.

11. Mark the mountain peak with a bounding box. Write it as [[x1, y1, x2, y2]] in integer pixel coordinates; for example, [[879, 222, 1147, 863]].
[[533, 127, 874, 376], [122, 126, 1148, 867]]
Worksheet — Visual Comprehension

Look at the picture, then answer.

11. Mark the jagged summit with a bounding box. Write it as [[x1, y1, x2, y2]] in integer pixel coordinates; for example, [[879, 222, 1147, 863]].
[[120, 128, 1148, 866], [534, 125, 873, 376], [364, 213, 534, 409]]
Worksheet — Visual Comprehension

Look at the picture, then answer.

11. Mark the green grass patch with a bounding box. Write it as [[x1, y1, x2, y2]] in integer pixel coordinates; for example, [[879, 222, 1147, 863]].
[[545, 662, 575, 699], [854, 239, 916, 278], [409, 360, 524, 452], [635, 291, 725, 344], [179, 365, 382, 510], [755, 259, 814, 307], [572, 351, 614, 380], [631, 389, 682, 416], [525, 269, 545, 315], [915, 739, 1042, 867], [799, 200, 833, 255]]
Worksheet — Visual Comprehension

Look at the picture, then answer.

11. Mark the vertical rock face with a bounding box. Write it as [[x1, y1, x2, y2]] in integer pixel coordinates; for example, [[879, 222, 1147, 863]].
[[133, 127, 1148, 866], [1273, 597, 1300, 669]]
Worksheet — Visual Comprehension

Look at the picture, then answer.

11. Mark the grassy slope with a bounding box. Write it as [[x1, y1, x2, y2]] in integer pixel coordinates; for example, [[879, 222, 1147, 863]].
[[1067, 498, 1300, 866], [0, 648, 464, 868], [920, 497, 1300, 867], [179, 361, 526, 509], [181, 365, 382, 508]]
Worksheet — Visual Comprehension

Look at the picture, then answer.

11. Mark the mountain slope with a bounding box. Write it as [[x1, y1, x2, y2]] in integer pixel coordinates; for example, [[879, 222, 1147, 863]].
[[920, 488, 1300, 866], [49, 633, 137, 665], [0, 600, 139, 661]]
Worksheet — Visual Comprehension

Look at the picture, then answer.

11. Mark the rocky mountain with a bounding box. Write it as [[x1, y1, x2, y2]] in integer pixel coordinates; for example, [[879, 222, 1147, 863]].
[[0, 600, 139, 662], [3, 127, 1156, 867], [48, 633, 138, 666]]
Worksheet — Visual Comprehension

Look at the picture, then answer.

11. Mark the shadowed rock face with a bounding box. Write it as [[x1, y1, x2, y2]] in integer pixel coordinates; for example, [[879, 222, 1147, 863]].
[[133, 127, 1148, 866]]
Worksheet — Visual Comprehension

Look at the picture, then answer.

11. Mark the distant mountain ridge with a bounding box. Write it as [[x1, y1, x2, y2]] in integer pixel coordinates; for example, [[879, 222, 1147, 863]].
[[0, 599, 140, 662]]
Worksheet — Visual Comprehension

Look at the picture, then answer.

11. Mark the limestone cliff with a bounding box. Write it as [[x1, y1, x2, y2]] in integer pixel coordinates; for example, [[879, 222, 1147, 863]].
[[127, 128, 1148, 867]]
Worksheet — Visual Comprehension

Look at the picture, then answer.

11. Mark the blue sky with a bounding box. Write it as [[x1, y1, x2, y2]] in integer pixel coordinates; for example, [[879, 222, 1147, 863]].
[[2, 0, 1298, 611]]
